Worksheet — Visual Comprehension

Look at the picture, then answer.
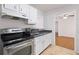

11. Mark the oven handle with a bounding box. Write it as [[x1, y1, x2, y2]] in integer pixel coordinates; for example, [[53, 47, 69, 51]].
[[6, 42, 31, 49]]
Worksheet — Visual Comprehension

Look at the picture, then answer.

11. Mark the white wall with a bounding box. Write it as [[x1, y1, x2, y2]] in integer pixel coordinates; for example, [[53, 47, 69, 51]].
[[58, 13, 76, 37], [44, 5, 78, 37]]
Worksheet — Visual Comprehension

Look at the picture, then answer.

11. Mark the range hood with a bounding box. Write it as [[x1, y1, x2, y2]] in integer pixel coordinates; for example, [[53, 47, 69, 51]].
[[1, 14, 25, 20], [1, 12, 35, 25], [1, 14, 35, 25], [1, 12, 28, 20]]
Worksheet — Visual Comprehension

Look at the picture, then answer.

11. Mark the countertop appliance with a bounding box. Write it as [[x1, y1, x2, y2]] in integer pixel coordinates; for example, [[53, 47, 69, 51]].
[[0, 28, 33, 55]]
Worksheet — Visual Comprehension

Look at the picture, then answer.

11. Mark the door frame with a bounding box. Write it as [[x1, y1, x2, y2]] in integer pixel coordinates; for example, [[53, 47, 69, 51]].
[[54, 11, 76, 51]]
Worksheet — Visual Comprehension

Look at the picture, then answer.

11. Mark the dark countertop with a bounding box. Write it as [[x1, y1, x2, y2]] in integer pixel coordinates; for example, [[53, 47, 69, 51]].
[[4, 30, 52, 47], [31, 30, 52, 38], [0, 28, 52, 47], [0, 28, 52, 38]]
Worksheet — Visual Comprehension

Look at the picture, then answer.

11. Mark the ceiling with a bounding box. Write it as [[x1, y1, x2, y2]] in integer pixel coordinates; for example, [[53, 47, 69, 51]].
[[30, 4, 75, 12]]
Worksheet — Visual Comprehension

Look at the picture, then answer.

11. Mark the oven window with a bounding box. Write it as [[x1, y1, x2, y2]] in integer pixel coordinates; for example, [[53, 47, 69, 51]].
[[13, 45, 32, 55]]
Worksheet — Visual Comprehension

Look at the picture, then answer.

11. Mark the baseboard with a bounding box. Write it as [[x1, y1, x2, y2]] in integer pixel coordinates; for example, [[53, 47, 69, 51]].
[[58, 36, 74, 39]]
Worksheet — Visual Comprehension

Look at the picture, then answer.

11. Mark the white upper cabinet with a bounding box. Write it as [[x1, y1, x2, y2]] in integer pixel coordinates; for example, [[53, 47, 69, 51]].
[[19, 4, 29, 18], [1, 4, 37, 23], [2, 4, 28, 19], [2, 4, 18, 12], [1, 4, 44, 27], [28, 5, 37, 24], [32, 10, 44, 29], [35, 11, 44, 29], [2, 4, 20, 18], [25, 5, 30, 19]]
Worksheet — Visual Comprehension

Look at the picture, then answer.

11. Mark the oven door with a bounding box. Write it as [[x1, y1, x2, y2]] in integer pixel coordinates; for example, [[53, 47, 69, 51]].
[[4, 40, 32, 55]]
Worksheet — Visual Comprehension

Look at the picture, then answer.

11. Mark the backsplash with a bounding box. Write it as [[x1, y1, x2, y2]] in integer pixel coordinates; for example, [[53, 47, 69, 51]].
[[0, 17, 33, 29]]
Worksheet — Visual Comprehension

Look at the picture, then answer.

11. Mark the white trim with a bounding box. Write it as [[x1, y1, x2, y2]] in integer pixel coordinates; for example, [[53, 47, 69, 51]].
[[53, 32, 56, 46], [74, 10, 77, 52], [74, 36, 76, 51], [53, 16, 56, 46]]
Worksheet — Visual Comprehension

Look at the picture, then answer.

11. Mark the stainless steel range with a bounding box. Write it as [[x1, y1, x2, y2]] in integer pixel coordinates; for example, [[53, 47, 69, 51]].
[[0, 28, 33, 55]]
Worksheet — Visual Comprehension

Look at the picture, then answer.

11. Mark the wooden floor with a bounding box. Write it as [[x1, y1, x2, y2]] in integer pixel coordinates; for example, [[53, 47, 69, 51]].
[[55, 32, 74, 50], [41, 45, 76, 55], [56, 36, 74, 50]]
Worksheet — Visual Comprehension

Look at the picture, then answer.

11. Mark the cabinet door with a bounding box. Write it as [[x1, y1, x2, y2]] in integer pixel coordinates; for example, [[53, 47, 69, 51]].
[[3, 4, 18, 12], [43, 33, 52, 49], [26, 5, 30, 19], [2, 4, 28, 19], [19, 4, 27, 17], [34, 36, 44, 55], [28, 6, 37, 24], [2, 4, 21, 18], [34, 11, 44, 29]]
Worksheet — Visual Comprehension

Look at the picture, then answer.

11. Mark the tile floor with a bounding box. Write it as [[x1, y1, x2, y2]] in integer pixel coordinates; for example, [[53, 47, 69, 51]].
[[41, 46, 76, 55]]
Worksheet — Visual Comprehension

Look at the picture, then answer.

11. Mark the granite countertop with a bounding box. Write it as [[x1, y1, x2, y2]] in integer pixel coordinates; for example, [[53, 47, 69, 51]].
[[0, 28, 52, 38], [31, 30, 52, 38], [0, 28, 52, 47]]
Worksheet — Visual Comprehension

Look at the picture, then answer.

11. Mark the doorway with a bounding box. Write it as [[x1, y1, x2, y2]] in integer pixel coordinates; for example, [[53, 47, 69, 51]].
[[55, 13, 75, 50]]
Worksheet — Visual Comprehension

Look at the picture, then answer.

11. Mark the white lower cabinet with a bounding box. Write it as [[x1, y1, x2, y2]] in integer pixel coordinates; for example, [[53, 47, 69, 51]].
[[34, 36, 43, 55], [44, 33, 53, 50], [33, 33, 52, 55]]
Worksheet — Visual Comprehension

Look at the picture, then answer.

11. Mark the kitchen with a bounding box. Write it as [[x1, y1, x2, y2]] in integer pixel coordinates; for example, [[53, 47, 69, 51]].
[[0, 4, 79, 55], [0, 4, 53, 55]]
